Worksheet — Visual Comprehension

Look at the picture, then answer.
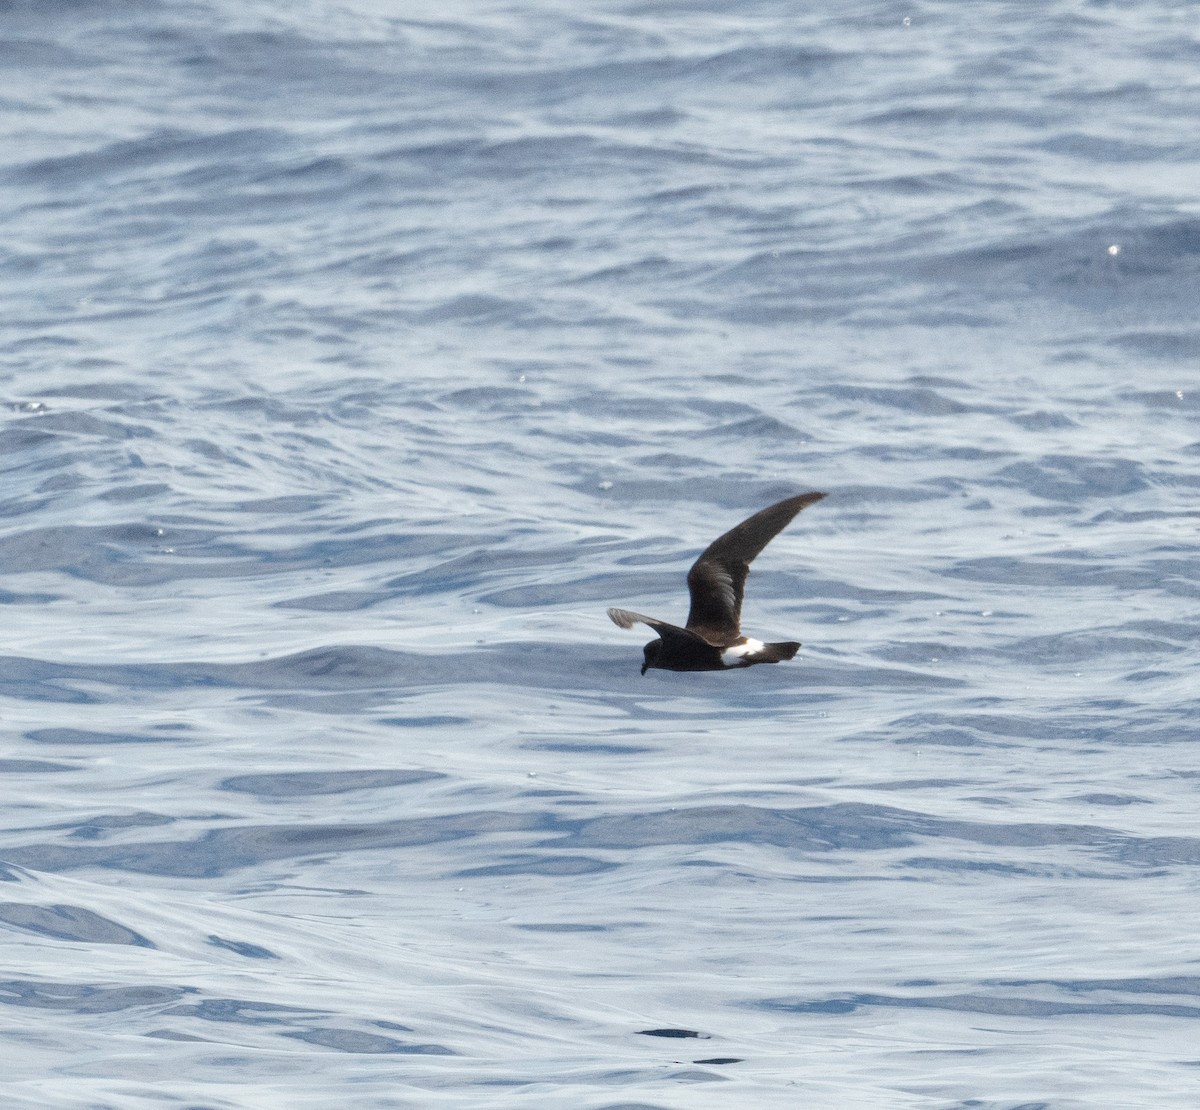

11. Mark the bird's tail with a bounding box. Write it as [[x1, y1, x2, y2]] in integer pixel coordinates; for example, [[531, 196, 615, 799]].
[[751, 641, 802, 664]]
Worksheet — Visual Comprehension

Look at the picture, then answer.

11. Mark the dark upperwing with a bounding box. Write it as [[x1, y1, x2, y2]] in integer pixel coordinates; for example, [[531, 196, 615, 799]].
[[684, 492, 825, 642], [606, 607, 712, 648]]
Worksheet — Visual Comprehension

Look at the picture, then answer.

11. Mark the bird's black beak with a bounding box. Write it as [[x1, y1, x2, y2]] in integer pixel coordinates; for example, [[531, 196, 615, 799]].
[[640, 663, 648, 676]]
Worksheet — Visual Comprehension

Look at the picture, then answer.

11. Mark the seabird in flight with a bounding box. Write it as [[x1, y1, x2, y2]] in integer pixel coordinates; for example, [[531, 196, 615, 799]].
[[608, 492, 825, 674]]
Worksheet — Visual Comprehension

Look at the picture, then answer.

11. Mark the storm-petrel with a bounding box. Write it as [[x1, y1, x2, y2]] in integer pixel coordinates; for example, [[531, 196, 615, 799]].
[[608, 492, 825, 674]]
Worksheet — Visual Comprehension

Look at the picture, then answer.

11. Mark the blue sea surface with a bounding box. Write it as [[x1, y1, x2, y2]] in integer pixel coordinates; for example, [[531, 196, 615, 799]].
[[3, 1, 1200, 1106]]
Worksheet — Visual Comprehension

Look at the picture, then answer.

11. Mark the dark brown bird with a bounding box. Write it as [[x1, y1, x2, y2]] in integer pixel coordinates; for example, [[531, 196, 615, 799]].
[[608, 492, 825, 674]]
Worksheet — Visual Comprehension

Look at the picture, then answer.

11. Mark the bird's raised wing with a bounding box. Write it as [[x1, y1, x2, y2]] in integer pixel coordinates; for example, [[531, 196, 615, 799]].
[[685, 492, 825, 641]]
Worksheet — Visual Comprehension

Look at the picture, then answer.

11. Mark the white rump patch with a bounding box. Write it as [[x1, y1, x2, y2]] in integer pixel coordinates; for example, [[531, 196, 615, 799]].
[[721, 638, 764, 667]]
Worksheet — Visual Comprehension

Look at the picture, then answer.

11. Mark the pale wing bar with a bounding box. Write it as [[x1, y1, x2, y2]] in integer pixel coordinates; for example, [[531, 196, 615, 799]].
[[607, 607, 709, 648]]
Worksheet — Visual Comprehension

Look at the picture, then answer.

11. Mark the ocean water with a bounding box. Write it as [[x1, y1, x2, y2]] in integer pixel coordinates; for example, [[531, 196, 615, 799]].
[[2, 1, 1200, 1106]]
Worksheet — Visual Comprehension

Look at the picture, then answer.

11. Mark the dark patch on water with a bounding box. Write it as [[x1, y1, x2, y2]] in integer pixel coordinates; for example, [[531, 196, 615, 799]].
[[207, 934, 280, 960], [0, 903, 154, 947], [637, 1028, 707, 1039], [220, 769, 445, 797]]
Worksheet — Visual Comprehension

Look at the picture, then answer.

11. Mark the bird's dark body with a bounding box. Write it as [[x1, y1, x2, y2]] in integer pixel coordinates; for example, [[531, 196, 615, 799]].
[[608, 492, 825, 675]]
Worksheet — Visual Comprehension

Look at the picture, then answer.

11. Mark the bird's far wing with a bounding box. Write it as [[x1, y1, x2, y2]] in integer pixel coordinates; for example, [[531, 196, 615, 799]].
[[607, 608, 710, 648], [685, 492, 825, 639]]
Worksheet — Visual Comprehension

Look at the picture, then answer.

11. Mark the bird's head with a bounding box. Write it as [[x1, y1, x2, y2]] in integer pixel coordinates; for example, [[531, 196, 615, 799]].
[[640, 638, 662, 675]]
